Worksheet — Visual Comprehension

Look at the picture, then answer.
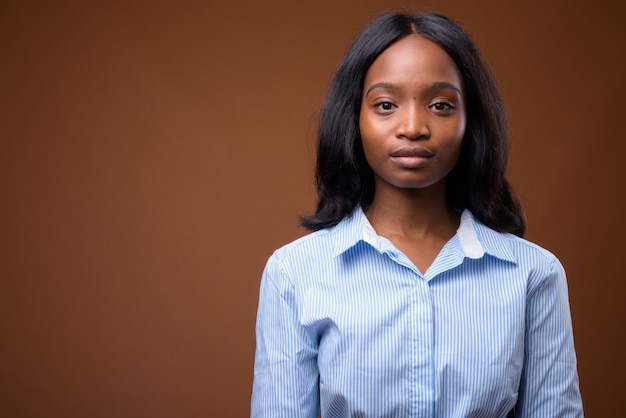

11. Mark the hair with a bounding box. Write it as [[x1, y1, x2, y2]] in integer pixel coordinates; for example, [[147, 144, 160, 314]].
[[301, 12, 526, 237]]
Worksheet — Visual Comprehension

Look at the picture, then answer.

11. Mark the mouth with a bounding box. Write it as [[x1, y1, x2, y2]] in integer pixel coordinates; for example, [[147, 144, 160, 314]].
[[390, 146, 434, 158], [389, 146, 434, 168]]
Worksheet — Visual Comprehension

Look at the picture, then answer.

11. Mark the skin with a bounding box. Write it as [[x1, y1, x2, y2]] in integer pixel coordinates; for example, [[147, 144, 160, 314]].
[[359, 34, 467, 273]]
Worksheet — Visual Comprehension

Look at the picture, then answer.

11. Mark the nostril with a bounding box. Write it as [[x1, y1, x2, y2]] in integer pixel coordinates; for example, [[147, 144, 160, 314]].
[[397, 119, 430, 141]]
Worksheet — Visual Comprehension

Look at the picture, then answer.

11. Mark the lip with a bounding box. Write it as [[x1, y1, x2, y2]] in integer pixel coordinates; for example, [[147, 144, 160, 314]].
[[389, 146, 434, 168], [390, 146, 435, 158]]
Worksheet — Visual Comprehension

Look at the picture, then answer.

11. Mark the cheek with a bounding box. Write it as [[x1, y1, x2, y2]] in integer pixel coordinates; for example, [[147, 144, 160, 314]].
[[447, 116, 466, 157], [359, 118, 389, 151], [438, 125, 465, 170], [457, 109, 467, 137], [358, 117, 380, 160], [448, 135, 464, 161], [359, 103, 391, 140], [457, 119, 467, 142], [358, 110, 372, 141], [360, 137, 377, 168]]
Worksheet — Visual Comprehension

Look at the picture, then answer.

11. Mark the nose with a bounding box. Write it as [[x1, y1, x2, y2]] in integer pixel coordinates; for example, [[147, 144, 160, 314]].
[[397, 104, 430, 140]]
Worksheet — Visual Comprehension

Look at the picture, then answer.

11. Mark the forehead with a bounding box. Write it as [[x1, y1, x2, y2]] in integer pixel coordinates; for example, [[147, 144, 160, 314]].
[[364, 34, 463, 90]]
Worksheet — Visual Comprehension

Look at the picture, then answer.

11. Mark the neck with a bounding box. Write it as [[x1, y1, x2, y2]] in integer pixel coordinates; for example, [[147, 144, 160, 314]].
[[364, 183, 459, 240]]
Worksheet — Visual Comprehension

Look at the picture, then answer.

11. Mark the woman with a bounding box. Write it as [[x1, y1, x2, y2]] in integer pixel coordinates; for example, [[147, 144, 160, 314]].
[[251, 12, 583, 417]]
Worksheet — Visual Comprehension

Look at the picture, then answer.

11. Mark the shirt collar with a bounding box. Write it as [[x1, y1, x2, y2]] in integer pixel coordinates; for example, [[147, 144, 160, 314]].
[[331, 206, 516, 264], [330, 207, 377, 258]]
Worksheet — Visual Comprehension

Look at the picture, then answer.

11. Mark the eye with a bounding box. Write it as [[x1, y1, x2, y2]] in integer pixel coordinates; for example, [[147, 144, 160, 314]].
[[429, 100, 456, 114], [431, 102, 453, 111], [375, 101, 395, 111]]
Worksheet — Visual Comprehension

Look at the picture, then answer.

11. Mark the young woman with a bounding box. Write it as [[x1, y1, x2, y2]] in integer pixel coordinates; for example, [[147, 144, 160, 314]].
[[251, 12, 583, 417]]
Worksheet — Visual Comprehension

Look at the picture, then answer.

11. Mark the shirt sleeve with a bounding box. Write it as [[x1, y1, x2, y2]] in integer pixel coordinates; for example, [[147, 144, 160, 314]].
[[250, 253, 320, 418], [515, 258, 583, 417]]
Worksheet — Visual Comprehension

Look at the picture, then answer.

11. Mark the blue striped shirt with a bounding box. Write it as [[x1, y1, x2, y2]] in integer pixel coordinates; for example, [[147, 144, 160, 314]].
[[251, 208, 583, 417]]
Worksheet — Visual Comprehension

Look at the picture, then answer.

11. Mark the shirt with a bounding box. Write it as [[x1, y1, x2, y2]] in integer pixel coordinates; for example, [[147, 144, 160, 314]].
[[251, 208, 583, 417]]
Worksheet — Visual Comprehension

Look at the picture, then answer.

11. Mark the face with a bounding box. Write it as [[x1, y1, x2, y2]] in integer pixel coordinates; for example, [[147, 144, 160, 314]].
[[359, 34, 466, 195]]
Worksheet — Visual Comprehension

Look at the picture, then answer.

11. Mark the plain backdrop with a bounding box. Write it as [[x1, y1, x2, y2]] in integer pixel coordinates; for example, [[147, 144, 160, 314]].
[[1, 0, 625, 416]]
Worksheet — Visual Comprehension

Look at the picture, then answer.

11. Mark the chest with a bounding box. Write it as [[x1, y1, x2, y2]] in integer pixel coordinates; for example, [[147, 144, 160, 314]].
[[299, 257, 526, 415]]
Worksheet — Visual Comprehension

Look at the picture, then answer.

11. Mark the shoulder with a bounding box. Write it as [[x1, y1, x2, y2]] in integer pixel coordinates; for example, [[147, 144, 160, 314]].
[[471, 214, 556, 261], [263, 223, 345, 278], [472, 217, 565, 288], [270, 209, 364, 265], [505, 233, 559, 265], [272, 228, 333, 260], [259, 222, 358, 298]]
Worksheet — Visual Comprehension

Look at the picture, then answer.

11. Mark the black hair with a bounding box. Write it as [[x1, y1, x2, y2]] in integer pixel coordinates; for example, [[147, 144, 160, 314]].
[[301, 12, 526, 237]]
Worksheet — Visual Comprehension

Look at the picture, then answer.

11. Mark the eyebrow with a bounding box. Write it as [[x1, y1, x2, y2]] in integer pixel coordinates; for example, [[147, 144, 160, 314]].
[[431, 82, 463, 96], [365, 82, 397, 97], [365, 81, 463, 97]]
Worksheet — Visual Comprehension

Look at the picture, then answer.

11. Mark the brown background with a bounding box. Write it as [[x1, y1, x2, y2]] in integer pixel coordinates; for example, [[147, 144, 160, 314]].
[[1, 0, 625, 416]]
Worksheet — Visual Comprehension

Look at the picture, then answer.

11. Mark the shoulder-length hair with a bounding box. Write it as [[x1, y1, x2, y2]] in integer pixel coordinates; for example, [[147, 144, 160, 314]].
[[301, 12, 526, 237]]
